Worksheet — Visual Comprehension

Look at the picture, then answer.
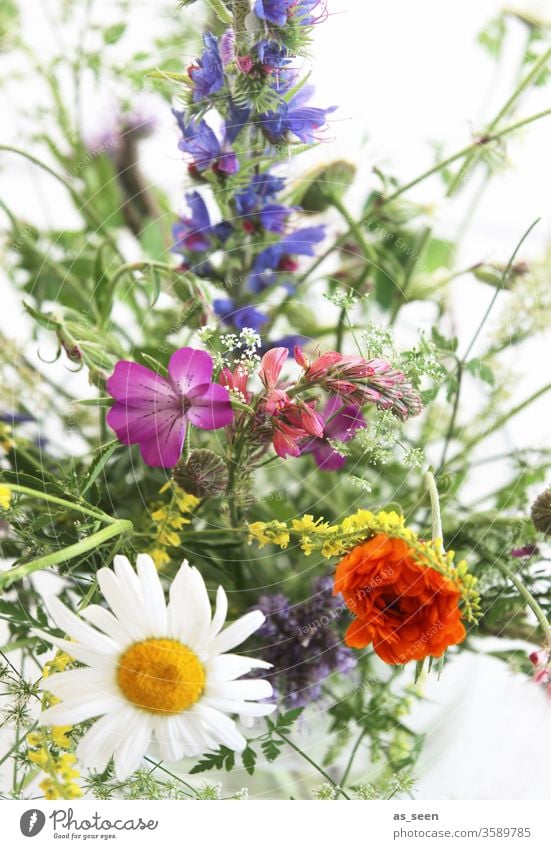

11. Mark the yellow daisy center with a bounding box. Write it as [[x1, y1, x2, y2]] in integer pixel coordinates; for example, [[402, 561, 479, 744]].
[[116, 639, 205, 715]]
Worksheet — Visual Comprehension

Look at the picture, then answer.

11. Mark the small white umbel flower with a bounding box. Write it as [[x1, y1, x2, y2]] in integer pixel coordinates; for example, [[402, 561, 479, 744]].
[[36, 555, 274, 779]]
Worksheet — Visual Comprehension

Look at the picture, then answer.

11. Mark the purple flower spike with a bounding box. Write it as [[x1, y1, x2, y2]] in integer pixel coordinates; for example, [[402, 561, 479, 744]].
[[301, 396, 366, 471], [106, 348, 234, 468]]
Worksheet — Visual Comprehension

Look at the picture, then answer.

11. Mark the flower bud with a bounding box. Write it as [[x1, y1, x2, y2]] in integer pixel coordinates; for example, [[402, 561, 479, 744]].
[[296, 160, 356, 213], [531, 489, 551, 536], [173, 449, 228, 498]]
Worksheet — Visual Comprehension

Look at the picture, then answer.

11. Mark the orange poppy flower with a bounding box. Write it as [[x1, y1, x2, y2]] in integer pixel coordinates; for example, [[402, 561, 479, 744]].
[[334, 533, 466, 664]]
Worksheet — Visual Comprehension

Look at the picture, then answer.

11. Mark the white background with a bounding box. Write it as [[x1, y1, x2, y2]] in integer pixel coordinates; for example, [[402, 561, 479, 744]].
[[1, 0, 551, 800]]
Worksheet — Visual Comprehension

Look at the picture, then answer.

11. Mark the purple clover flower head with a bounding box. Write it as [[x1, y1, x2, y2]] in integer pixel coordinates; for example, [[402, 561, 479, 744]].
[[106, 348, 234, 468], [189, 33, 224, 103], [173, 111, 239, 174], [172, 192, 232, 254], [254, 0, 295, 27], [213, 298, 269, 332], [260, 86, 336, 144], [248, 226, 325, 292], [254, 576, 355, 707], [300, 396, 366, 471]]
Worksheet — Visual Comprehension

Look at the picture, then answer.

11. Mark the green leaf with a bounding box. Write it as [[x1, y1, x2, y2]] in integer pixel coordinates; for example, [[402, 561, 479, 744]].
[[241, 746, 257, 776], [189, 746, 235, 775], [22, 301, 60, 331], [465, 358, 495, 386], [261, 739, 282, 763], [81, 441, 119, 496], [274, 706, 304, 731], [431, 327, 458, 353], [103, 23, 126, 44]]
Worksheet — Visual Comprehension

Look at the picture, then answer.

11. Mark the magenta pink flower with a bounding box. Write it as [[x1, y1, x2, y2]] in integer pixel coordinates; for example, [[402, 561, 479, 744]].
[[301, 396, 366, 471], [106, 348, 234, 468]]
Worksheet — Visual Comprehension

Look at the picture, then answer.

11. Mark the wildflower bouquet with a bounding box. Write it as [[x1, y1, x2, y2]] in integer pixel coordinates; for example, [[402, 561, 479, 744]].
[[1, 0, 551, 802]]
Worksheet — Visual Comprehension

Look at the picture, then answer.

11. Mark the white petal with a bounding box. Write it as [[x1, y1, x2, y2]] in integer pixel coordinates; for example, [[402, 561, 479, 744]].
[[39, 693, 122, 726], [113, 555, 142, 595], [40, 666, 117, 700], [208, 610, 265, 656], [77, 709, 132, 773], [193, 704, 246, 752], [179, 712, 219, 752], [80, 605, 134, 648], [204, 697, 276, 717], [207, 585, 228, 641], [136, 554, 167, 634], [205, 653, 272, 683], [113, 710, 152, 780], [96, 568, 148, 640], [154, 716, 187, 762], [205, 679, 273, 701], [34, 630, 115, 668], [46, 596, 118, 655], [167, 562, 212, 648]]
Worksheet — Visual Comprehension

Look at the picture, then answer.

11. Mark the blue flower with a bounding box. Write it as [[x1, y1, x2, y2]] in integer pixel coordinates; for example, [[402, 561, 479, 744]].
[[189, 34, 224, 103], [172, 192, 231, 253], [173, 110, 239, 174], [256, 40, 290, 68], [258, 203, 296, 233], [226, 99, 251, 144], [261, 335, 308, 356], [259, 88, 335, 144], [213, 298, 269, 332], [248, 226, 325, 292], [234, 172, 286, 217], [254, 0, 294, 27], [234, 172, 295, 232]]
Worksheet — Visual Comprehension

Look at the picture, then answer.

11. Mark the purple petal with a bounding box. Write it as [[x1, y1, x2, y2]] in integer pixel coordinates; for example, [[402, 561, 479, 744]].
[[325, 404, 365, 441], [139, 415, 187, 468], [168, 348, 214, 394], [106, 403, 164, 444], [313, 441, 347, 471], [186, 384, 234, 430], [106, 361, 176, 408]]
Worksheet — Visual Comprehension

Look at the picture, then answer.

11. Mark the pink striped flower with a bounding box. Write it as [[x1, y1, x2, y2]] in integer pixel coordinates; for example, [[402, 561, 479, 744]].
[[106, 348, 233, 468]]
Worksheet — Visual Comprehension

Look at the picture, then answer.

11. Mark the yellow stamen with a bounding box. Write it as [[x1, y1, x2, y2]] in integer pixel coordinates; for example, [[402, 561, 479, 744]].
[[117, 639, 205, 715]]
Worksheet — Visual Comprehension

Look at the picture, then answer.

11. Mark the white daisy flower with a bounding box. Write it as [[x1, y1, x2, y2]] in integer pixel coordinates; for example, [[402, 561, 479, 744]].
[[36, 555, 275, 780]]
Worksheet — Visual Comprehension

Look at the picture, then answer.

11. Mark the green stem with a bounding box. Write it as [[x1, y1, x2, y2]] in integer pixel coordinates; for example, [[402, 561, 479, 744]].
[[438, 218, 540, 472], [382, 108, 551, 207], [424, 470, 443, 541], [340, 727, 367, 787], [1, 483, 117, 524], [446, 47, 551, 196], [0, 520, 133, 589], [275, 730, 351, 799], [496, 561, 551, 646], [453, 381, 551, 460]]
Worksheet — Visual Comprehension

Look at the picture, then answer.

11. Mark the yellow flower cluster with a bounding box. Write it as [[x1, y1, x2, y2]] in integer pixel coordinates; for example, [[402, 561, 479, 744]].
[[29, 653, 82, 800], [248, 509, 480, 622], [148, 483, 200, 568], [0, 484, 11, 510]]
